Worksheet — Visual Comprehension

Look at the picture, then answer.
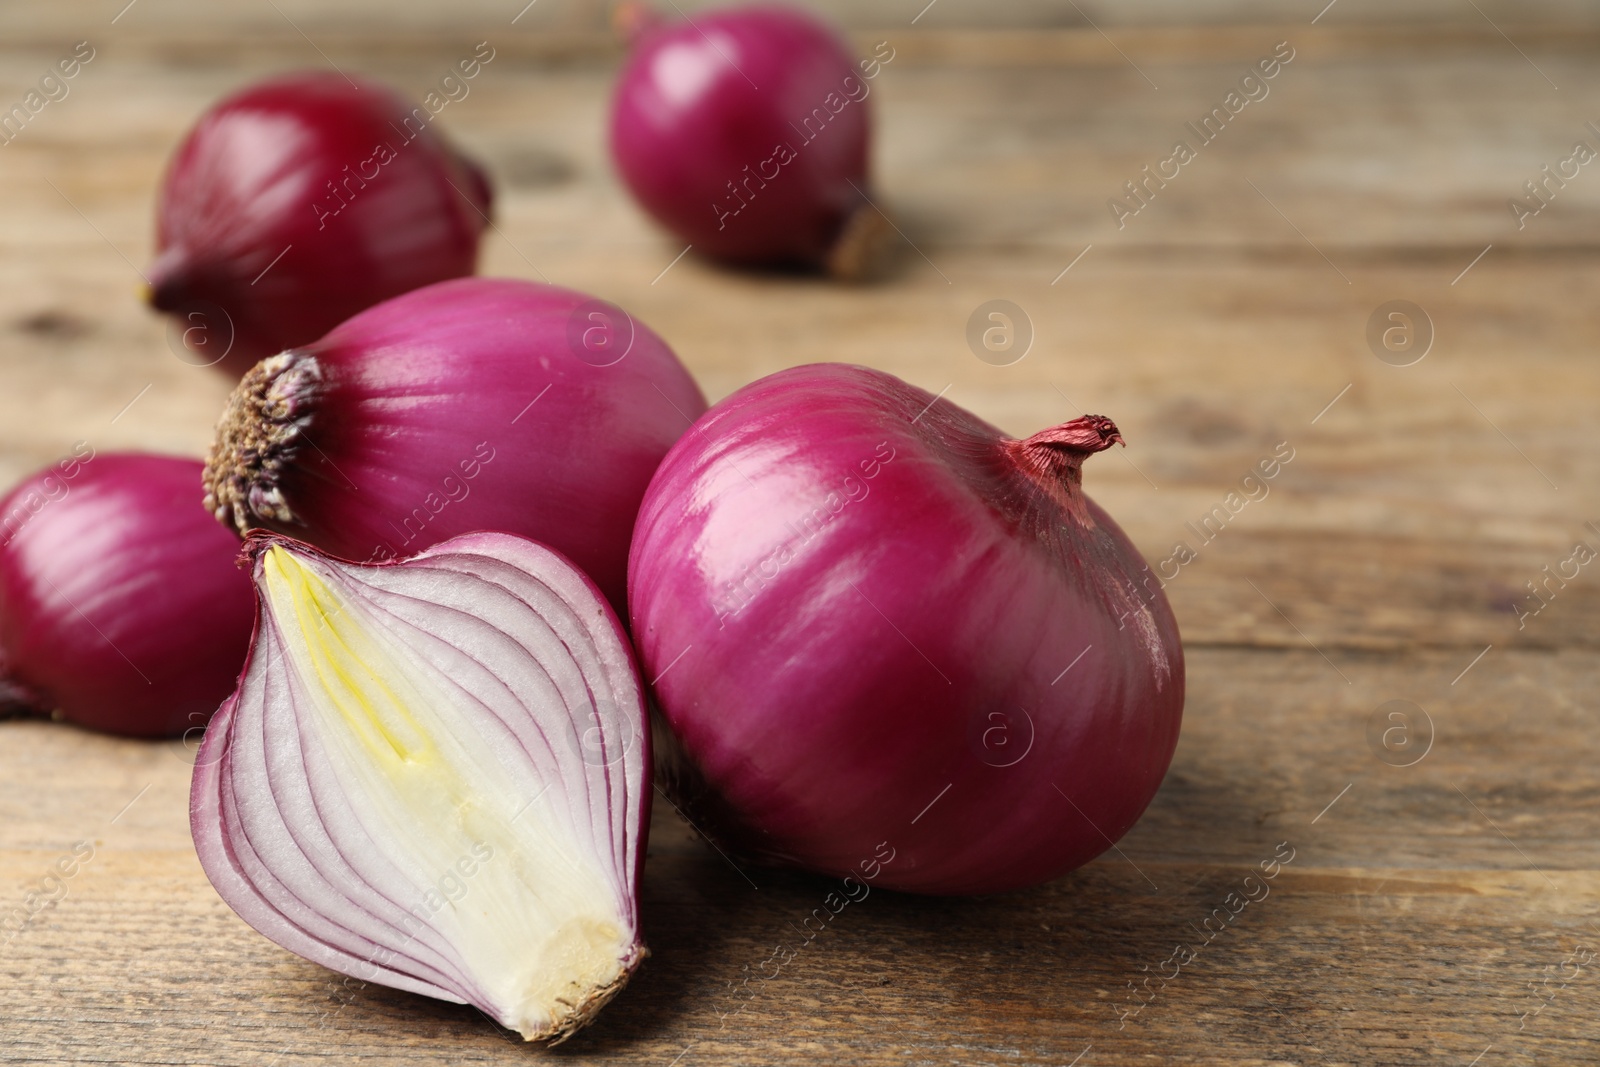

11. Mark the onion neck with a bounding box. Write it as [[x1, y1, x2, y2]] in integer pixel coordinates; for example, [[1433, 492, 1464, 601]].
[[203, 349, 324, 536], [1004, 414, 1124, 526], [826, 200, 897, 281], [144, 246, 195, 313]]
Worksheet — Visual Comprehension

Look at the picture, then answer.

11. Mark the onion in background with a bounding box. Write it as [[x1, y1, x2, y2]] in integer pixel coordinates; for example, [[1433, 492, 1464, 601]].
[[148, 71, 493, 375], [610, 4, 895, 278]]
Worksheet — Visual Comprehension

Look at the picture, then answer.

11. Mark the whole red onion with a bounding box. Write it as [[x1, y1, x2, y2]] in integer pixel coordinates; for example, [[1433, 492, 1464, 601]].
[[609, 4, 894, 277], [0, 452, 255, 739], [147, 71, 494, 376], [628, 364, 1184, 895], [202, 276, 707, 612]]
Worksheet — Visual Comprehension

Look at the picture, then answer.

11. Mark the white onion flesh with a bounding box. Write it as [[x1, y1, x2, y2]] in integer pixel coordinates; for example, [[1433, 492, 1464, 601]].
[[190, 532, 648, 1043]]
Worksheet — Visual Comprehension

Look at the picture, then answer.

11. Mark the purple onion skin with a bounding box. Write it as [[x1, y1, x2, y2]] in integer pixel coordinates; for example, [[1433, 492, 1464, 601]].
[[610, 5, 871, 270], [214, 277, 706, 613], [628, 364, 1185, 895], [0, 454, 255, 739], [148, 72, 493, 377]]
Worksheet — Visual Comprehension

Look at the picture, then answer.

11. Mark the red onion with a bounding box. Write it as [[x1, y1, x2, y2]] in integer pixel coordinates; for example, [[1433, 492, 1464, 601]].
[[201, 277, 706, 611], [147, 71, 494, 376], [0, 452, 255, 739], [191, 531, 648, 1043], [609, 4, 894, 277], [628, 364, 1184, 895]]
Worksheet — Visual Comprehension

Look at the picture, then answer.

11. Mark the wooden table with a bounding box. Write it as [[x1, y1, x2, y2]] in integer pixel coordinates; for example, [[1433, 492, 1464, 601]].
[[3, 4, 1598, 1064]]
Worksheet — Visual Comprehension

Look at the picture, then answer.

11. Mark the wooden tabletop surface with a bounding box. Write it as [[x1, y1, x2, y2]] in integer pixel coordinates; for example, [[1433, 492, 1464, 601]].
[[2, 3, 1599, 1065]]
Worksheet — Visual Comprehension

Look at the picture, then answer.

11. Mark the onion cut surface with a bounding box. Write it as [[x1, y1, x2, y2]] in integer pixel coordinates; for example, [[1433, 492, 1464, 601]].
[[191, 532, 648, 1043]]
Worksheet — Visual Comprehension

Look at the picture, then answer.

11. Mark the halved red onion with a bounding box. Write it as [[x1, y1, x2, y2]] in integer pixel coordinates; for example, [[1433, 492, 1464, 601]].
[[191, 531, 649, 1043], [629, 364, 1184, 895]]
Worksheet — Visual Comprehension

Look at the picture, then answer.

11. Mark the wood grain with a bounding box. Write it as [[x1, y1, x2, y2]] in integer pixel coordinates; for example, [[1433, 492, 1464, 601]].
[[1, 16, 1598, 1067]]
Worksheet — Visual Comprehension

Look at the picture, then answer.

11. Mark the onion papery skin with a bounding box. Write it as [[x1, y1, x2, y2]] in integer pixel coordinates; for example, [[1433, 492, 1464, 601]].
[[191, 531, 649, 1043], [0, 453, 255, 738], [201, 277, 707, 612], [610, 4, 883, 276], [628, 364, 1185, 895], [148, 71, 493, 377]]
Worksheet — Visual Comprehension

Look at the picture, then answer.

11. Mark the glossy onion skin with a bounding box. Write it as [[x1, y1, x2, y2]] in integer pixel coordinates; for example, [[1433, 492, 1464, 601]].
[[211, 277, 707, 612], [149, 71, 492, 376], [610, 5, 871, 269], [628, 364, 1185, 895], [0, 454, 255, 738]]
